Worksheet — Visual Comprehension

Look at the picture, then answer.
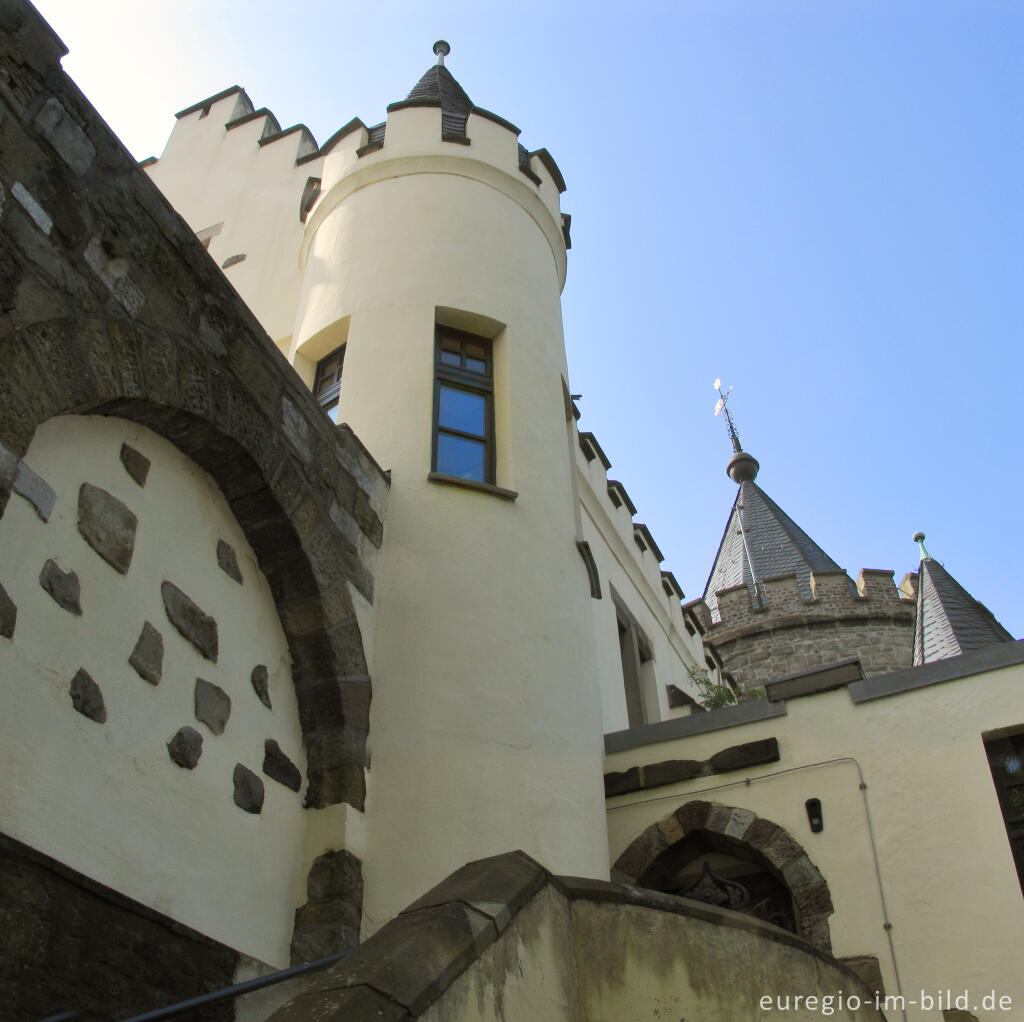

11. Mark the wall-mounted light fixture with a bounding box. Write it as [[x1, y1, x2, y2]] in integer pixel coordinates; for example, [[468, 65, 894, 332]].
[[805, 797, 824, 834]]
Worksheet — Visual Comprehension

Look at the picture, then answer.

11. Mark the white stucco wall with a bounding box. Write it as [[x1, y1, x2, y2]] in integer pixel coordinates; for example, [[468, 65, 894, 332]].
[[291, 105, 609, 934], [605, 659, 1024, 1022], [0, 415, 307, 967], [574, 442, 711, 732], [145, 90, 316, 348]]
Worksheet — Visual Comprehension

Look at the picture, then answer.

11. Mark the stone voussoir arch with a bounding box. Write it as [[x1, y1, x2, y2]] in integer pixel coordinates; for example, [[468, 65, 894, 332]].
[[612, 799, 834, 952], [0, 315, 387, 812]]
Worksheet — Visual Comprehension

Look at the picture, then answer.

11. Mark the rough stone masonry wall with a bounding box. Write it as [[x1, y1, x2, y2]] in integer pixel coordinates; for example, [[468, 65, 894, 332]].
[[0, 834, 237, 1022], [0, 0, 387, 1014], [688, 569, 915, 689]]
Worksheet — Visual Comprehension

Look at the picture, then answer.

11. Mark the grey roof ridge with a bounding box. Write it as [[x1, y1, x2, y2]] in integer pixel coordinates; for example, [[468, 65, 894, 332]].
[[852, 637, 1023, 702]]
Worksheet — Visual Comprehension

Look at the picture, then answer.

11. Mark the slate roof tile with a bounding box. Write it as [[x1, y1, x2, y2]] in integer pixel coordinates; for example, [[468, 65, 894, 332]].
[[914, 557, 1014, 664], [704, 480, 844, 620]]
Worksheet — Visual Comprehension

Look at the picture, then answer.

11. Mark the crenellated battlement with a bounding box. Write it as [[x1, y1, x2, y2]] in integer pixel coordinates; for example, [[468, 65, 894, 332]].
[[706, 567, 911, 629], [691, 567, 916, 688], [575, 423, 692, 625], [305, 99, 569, 269]]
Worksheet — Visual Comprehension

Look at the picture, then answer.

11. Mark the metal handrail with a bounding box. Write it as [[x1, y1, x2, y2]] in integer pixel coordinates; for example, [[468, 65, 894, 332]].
[[38, 948, 351, 1022]]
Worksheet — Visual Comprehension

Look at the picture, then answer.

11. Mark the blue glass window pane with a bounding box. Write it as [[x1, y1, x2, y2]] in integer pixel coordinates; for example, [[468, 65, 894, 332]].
[[436, 433, 485, 480], [439, 386, 485, 436], [440, 350, 461, 367], [465, 357, 487, 374]]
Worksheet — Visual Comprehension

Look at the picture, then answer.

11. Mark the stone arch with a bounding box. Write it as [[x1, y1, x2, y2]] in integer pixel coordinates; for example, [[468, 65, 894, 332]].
[[0, 316, 387, 811], [612, 799, 834, 952]]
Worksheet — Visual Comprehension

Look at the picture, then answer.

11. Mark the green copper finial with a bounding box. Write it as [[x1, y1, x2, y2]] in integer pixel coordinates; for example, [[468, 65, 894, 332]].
[[433, 40, 451, 66], [913, 531, 931, 560]]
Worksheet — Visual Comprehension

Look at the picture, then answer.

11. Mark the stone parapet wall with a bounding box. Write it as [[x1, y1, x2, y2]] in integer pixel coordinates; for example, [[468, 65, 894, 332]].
[[0, 833, 237, 1022], [266, 851, 884, 1022], [689, 568, 915, 688]]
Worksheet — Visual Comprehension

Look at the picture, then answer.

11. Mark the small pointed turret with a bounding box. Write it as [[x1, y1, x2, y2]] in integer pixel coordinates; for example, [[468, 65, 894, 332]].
[[399, 41, 474, 139], [912, 532, 1014, 665]]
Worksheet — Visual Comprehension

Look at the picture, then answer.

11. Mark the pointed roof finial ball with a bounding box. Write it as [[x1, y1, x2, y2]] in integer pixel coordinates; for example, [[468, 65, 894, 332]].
[[433, 40, 451, 66], [913, 531, 932, 560], [726, 450, 760, 484]]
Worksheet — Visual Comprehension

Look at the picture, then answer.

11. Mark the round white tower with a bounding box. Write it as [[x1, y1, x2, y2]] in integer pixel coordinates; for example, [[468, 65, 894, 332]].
[[290, 44, 609, 932]]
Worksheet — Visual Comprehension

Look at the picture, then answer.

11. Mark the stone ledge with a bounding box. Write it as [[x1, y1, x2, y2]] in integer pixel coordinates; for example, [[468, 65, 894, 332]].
[[765, 658, 864, 702], [604, 698, 787, 755], [849, 639, 1024, 703], [426, 472, 518, 501], [400, 849, 547, 935], [267, 849, 877, 1022], [604, 737, 780, 797]]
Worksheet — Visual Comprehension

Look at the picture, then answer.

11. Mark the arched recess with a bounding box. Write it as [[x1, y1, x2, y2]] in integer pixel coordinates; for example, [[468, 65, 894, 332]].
[[0, 316, 387, 812], [612, 799, 834, 953]]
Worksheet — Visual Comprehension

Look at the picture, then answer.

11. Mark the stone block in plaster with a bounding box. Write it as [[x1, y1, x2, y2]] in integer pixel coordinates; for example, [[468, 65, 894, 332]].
[[263, 739, 302, 792], [162, 581, 218, 661], [13, 460, 55, 521], [39, 559, 81, 615], [233, 764, 265, 814], [128, 621, 163, 685], [77, 483, 137, 575], [119, 443, 150, 486], [251, 664, 272, 708], [167, 726, 203, 769], [195, 678, 231, 735], [216, 538, 243, 584], [69, 668, 105, 723], [0, 580, 16, 638]]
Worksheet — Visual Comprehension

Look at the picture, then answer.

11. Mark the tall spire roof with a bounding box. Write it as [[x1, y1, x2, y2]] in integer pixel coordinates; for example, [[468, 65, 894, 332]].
[[912, 532, 1015, 665], [703, 473, 843, 620], [705, 381, 842, 619], [401, 40, 474, 139]]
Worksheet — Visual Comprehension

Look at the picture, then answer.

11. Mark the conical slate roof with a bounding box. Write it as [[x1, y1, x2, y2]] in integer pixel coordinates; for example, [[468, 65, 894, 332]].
[[406, 63, 473, 114], [704, 477, 843, 620], [404, 52, 473, 138], [913, 546, 1014, 665]]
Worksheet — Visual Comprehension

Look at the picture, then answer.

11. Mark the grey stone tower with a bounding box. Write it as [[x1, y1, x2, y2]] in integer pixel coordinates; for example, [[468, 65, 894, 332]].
[[690, 448, 916, 689]]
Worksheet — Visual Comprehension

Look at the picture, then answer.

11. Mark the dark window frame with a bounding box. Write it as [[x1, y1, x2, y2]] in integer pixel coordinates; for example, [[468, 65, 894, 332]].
[[431, 326, 495, 485], [313, 345, 346, 422], [985, 730, 1024, 896], [611, 588, 655, 729]]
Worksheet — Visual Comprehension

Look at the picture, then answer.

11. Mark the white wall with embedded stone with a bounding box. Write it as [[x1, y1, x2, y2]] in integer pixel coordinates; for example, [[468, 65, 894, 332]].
[[0, 415, 307, 967]]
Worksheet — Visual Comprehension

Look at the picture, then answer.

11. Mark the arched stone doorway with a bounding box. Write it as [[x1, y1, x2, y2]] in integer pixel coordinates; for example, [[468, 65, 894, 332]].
[[612, 799, 834, 952]]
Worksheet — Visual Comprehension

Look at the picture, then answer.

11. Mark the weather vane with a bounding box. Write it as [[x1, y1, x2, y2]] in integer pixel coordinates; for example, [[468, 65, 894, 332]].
[[713, 378, 743, 454]]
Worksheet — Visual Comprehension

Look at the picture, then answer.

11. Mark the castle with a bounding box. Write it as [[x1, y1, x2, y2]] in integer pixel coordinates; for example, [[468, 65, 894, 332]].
[[1, 4, 1021, 1020]]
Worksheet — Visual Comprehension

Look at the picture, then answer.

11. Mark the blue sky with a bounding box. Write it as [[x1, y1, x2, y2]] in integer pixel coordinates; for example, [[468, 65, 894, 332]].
[[34, 0, 1023, 631]]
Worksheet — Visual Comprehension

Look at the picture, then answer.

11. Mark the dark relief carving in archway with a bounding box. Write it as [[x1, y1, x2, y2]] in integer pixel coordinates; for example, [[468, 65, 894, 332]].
[[612, 800, 834, 952]]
